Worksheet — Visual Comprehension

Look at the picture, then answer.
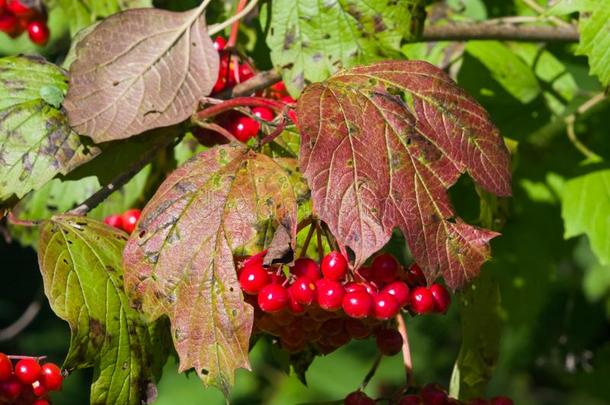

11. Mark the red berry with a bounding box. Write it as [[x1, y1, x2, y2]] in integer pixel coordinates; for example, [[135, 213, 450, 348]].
[[344, 390, 375, 405], [27, 21, 49, 46], [342, 291, 373, 319], [238, 63, 254, 81], [399, 395, 423, 405], [381, 281, 410, 307], [213, 36, 227, 51], [121, 209, 141, 234], [7, 0, 32, 17], [429, 283, 451, 314], [0, 353, 12, 381], [238, 263, 270, 295], [321, 251, 348, 281], [315, 279, 345, 311], [281, 95, 296, 104], [289, 277, 317, 305], [373, 293, 400, 320], [225, 113, 260, 142], [0, 13, 18, 35], [32, 399, 51, 405], [344, 318, 370, 340], [409, 287, 435, 315], [268, 271, 287, 285], [375, 328, 403, 356], [290, 258, 321, 280], [406, 263, 426, 287], [491, 397, 514, 405], [258, 284, 289, 313], [32, 380, 48, 397], [371, 253, 398, 284], [344, 282, 366, 294], [14, 358, 41, 384], [103, 214, 123, 230], [252, 106, 274, 122], [270, 81, 287, 93], [0, 376, 22, 401], [420, 383, 448, 405], [287, 293, 306, 314]]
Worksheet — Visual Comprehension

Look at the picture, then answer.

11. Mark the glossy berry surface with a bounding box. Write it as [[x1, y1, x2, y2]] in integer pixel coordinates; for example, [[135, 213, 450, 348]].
[[238, 264, 270, 295], [213, 36, 226, 51], [344, 390, 375, 405], [381, 281, 410, 307], [31, 380, 47, 397], [491, 397, 514, 405], [103, 214, 123, 230], [429, 283, 451, 314], [315, 279, 345, 311], [290, 258, 321, 280], [371, 253, 398, 284], [0, 14, 18, 34], [375, 328, 403, 356], [373, 293, 400, 320], [7, 0, 32, 17], [258, 284, 289, 313], [289, 277, 317, 305], [27, 21, 49, 45], [226, 113, 260, 142], [14, 358, 41, 384], [0, 353, 11, 381], [252, 106, 274, 122], [406, 263, 426, 287], [342, 291, 373, 319], [121, 209, 141, 234], [420, 383, 448, 405], [0, 376, 22, 400], [399, 395, 424, 405], [409, 287, 435, 315], [32, 399, 51, 405], [320, 251, 348, 281]]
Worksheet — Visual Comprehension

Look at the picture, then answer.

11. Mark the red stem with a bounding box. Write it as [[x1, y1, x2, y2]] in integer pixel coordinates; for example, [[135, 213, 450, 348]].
[[227, 0, 249, 48], [7, 212, 38, 227], [197, 122, 239, 143], [259, 113, 287, 146], [197, 97, 290, 120]]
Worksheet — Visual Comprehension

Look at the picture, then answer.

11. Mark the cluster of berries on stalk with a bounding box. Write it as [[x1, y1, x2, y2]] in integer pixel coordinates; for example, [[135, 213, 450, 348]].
[[345, 383, 514, 405], [238, 250, 450, 355], [0, 1, 49, 45], [0, 354, 63, 405], [193, 36, 295, 144], [103, 208, 141, 234]]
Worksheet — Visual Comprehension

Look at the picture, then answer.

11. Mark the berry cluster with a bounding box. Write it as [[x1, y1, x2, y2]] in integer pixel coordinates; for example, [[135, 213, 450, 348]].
[[345, 384, 513, 405], [0, 354, 63, 405], [239, 251, 450, 355], [103, 208, 141, 234], [0, 1, 49, 45], [194, 37, 295, 144]]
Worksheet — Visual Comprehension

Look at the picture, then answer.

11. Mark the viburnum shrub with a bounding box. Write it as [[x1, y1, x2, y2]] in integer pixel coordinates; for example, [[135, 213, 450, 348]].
[[8, 0, 606, 403]]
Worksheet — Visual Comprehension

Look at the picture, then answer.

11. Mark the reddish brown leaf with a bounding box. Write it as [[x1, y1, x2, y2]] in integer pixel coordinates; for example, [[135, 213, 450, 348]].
[[297, 60, 511, 289], [122, 144, 297, 394]]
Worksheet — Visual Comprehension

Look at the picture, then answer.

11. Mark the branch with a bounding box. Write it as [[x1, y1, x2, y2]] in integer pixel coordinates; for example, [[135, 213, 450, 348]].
[[0, 289, 44, 342], [421, 22, 579, 42], [396, 313, 413, 387], [216, 69, 283, 99], [69, 136, 176, 216], [565, 92, 606, 161]]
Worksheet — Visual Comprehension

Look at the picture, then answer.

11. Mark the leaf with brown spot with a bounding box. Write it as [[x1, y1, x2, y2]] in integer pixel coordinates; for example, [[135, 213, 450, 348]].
[[122, 144, 298, 394], [38, 215, 167, 405], [297, 60, 512, 289], [64, 3, 219, 142]]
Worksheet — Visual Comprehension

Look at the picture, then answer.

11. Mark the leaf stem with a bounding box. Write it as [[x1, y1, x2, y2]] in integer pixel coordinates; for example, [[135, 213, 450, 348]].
[[6, 212, 39, 228], [359, 354, 383, 390], [297, 216, 314, 233], [197, 97, 289, 120], [564, 93, 606, 161], [259, 111, 288, 146], [396, 313, 413, 387], [0, 288, 44, 342], [196, 121, 239, 143], [209, 0, 259, 36], [227, 0, 249, 48], [320, 222, 339, 252]]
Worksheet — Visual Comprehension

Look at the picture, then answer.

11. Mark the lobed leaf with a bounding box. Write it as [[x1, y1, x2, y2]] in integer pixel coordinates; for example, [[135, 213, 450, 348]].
[[38, 215, 166, 405], [0, 56, 98, 205], [64, 5, 219, 142], [298, 61, 511, 289], [575, 0, 610, 86], [123, 144, 298, 394], [58, 0, 152, 36]]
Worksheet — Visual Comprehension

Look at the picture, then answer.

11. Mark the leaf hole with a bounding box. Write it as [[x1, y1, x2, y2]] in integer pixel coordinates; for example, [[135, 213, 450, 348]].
[[201, 369, 209, 376], [139, 230, 146, 238]]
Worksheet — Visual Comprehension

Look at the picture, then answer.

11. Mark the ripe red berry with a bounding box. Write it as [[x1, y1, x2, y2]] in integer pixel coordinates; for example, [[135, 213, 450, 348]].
[[344, 282, 366, 294], [238, 263, 270, 295], [315, 279, 345, 311], [287, 293, 306, 314], [321, 251, 348, 281], [381, 281, 410, 307], [409, 287, 435, 315], [32, 399, 51, 405], [14, 358, 41, 384], [0, 14, 18, 35], [27, 21, 49, 46], [371, 253, 398, 284], [399, 395, 424, 405], [344, 390, 375, 405], [238, 63, 254, 81], [491, 397, 514, 405], [281, 95, 296, 104], [429, 283, 451, 314], [289, 277, 317, 305], [32, 380, 48, 397], [375, 328, 403, 356], [268, 271, 287, 285], [420, 383, 448, 405], [103, 214, 123, 230], [290, 258, 321, 280], [225, 113, 260, 142], [7, 0, 32, 17], [213, 36, 226, 51], [342, 290, 373, 319], [252, 106, 274, 122], [270, 81, 287, 93], [373, 293, 400, 320], [121, 209, 141, 234], [0, 353, 12, 381], [258, 284, 289, 313], [40, 363, 62, 391], [0, 376, 22, 401], [406, 263, 426, 287]]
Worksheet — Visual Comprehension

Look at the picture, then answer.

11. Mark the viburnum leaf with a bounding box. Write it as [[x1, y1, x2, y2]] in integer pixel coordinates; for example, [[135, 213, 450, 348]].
[[58, 0, 152, 36], [38, 215, 167, 405], [574, 0, 610, 86], [298, 61, 512, 289], [0, 56, 99, 205], [123, 144, 298, 394], [265, 0, 426, 96], [64, 4, 219, 142]]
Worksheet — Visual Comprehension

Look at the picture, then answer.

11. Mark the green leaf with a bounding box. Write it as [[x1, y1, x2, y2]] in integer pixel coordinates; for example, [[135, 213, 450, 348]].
[[0, 56, 99, 205], [575, 0, 610, 86], [58, 0, 152, 36], [465, 41, 540, 104], [265, 0, 426, 96], [562, 168, 610, 265], [38, 215, 167, 405]]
